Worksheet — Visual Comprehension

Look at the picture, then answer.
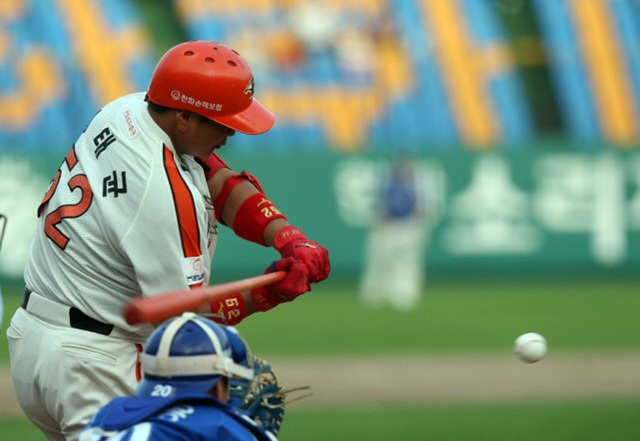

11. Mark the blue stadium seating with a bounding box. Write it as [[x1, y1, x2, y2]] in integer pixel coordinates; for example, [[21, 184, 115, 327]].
[[532, 0, 640, 145], [0, 0, 154, 156], [3, 0, 638, 154], [172, 0, 533, 151]]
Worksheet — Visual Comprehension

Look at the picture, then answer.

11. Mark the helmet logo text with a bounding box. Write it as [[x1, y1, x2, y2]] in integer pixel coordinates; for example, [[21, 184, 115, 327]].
[[170, 90, 223, 111]]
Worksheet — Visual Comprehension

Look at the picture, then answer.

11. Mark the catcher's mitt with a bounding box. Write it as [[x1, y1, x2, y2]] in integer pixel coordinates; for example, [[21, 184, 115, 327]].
[[230, 356, 311, 435]]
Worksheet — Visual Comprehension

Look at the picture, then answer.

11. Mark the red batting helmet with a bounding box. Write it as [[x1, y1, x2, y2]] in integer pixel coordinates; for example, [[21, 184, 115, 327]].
[[147, 41, 275, 135]]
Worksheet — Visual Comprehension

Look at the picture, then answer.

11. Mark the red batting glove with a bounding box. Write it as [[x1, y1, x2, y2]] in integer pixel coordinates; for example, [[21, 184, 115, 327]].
[[251, 257, 311, 312], [273, 226, 331, 284]]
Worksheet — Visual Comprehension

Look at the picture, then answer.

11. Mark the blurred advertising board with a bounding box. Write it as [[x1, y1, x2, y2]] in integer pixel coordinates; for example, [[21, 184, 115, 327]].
[[1, 147, 638, 283]]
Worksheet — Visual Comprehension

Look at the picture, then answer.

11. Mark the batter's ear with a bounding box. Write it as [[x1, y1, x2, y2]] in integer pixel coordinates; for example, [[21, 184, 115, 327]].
[[175, 110, 195, 132]]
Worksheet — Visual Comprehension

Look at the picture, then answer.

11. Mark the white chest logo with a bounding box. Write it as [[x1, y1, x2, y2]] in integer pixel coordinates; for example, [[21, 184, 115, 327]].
[[160, 405, 195, 423], [181, 255, 206, 286]]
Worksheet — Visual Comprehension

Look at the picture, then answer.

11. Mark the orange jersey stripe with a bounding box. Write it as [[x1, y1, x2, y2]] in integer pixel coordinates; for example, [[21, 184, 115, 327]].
[[66, 144, 79, 169], [163, 145, 202, 259]]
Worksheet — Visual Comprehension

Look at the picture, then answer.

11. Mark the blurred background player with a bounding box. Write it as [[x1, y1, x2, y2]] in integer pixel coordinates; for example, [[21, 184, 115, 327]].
[[7, 40, 330, 441], [359, 159, 429, 311], [79, 313, 277, 441]]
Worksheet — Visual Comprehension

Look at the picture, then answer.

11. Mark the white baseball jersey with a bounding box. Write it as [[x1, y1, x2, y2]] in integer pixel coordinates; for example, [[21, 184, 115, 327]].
[[24, 92, 217, 338]]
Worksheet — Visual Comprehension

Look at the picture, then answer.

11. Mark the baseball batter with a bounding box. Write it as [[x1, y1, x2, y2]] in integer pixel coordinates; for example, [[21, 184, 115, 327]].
[[7, 41, 330, 441]]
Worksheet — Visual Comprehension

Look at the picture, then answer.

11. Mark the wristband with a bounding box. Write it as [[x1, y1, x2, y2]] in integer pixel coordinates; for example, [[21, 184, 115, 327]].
[[233, 193, 287, 246], [211, 292, 246, 325], [250, 287, 280, 312], [273, 225, 306, 251]]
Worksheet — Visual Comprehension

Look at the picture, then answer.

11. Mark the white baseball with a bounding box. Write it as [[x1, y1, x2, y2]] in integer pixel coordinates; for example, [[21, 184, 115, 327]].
[[514, 332, 547, 363]]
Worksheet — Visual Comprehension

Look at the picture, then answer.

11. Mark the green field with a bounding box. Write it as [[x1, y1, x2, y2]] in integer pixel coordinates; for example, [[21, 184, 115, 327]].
[[3, 276, 640, 361], [284, 399, 640, 440], [2, 275, 639, 440], [237, 276, 640, 356], [3, 398, 640, 441]]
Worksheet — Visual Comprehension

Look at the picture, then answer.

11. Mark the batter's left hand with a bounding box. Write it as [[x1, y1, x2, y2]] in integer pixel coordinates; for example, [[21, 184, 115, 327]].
[[273, 226, 331, 283], [252, 257, 311, 312]]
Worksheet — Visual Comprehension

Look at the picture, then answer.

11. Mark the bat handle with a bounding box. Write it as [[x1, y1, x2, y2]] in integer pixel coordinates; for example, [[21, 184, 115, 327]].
[[124, 270, 288, 325]]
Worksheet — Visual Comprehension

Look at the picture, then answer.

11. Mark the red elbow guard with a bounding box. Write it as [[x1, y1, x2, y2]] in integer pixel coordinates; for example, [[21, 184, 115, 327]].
[[233, 193, 287, 246], [213, 171, 266, 222]]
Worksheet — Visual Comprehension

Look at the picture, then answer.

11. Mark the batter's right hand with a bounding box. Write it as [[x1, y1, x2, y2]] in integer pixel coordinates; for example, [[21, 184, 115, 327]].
[[251, 257, 311, 312], [273, 226, 331, 283]]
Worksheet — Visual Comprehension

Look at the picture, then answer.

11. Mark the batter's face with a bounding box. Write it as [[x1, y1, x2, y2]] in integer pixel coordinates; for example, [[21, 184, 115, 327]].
[[174, 111, 236, 157]]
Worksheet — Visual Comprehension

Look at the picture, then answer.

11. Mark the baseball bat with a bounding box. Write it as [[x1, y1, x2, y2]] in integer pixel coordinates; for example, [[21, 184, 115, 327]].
[[0, 214, 6, 251], [123, 271, 287, 325]]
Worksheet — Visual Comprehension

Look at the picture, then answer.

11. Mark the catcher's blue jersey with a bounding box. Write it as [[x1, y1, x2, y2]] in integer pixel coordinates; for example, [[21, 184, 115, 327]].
[[78, 395, 277, 441]]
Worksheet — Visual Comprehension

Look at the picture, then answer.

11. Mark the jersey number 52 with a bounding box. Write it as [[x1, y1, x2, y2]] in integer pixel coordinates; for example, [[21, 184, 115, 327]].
[[38, 146, 93, 250]]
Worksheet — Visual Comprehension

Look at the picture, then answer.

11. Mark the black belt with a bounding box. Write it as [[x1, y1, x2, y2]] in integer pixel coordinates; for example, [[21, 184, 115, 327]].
[[22, 288, 115, 336]]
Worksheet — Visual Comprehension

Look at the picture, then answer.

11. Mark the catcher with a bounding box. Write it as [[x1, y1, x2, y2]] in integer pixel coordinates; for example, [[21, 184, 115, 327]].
[[7, 40, 330, 441], [78, 313, 285, 440]]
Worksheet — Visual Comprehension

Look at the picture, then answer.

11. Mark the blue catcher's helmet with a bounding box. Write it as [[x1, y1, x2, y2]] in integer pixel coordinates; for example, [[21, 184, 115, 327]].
[[222, 326, 254, 408], [137, 313, 254, 398], [223, 326, 252, 367]]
